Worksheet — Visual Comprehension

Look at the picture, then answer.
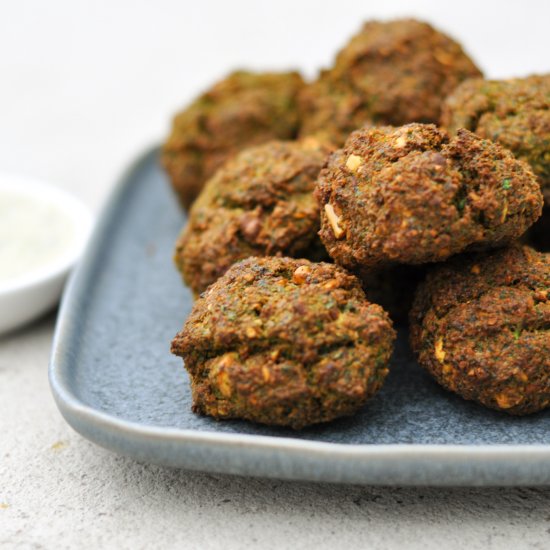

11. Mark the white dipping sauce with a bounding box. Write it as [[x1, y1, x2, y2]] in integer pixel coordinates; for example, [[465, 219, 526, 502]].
[[0, 189, 77, 285]]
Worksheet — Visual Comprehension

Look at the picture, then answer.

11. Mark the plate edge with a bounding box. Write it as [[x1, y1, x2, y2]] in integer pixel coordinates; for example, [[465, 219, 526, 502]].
[[48, 144, 550, 485]]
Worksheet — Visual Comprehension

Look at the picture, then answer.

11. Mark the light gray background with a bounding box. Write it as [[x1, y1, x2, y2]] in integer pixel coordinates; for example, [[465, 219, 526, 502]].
[[1, 1, 549, 548]]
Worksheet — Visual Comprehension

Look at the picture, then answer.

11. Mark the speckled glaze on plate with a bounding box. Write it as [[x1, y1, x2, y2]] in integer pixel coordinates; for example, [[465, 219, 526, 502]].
[[49, 147, 550, 486]]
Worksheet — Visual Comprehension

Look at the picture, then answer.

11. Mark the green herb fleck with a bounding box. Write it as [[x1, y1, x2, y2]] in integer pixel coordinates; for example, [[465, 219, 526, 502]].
[[502, 178, 512, 190], [455, 197, 467, 212]]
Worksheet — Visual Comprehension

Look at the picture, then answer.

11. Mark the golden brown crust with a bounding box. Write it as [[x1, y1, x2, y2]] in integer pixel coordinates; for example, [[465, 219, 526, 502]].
[[162, 71, 305, 208], [316, 124, 543, 271], [409, 245, 550, 414], [174, 139, 332, 296], [299, 19, 482, 145], [441, 74, 550, 202], [171, 257, 396, 429]]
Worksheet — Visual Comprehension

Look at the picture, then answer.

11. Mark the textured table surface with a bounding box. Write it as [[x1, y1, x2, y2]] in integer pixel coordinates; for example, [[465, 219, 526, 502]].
[[1, 1, 550, 548]]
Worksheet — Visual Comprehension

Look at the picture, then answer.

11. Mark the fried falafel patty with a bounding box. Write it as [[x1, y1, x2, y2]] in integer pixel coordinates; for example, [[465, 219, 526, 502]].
[[174, 139, 331, 296], [171, 257, 396, 429], [298, 73, 374, 147], [441, 74, 550, 203], [316, 124, 543, 271], [162, 70, 304, 209], [409, 245, 550, 415], [299, 18, 482, 145]]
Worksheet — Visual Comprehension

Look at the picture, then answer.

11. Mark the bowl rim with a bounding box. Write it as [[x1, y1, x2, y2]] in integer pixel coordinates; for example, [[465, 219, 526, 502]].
[[0, 173, 94, 296]]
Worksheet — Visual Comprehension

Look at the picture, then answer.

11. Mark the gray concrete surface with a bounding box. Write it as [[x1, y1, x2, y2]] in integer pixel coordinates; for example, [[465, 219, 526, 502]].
[[1, 2, 550, 548]]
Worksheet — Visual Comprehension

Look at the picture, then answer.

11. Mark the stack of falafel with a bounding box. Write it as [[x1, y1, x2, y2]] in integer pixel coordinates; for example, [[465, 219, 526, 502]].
[[166, 19, 550, 429]]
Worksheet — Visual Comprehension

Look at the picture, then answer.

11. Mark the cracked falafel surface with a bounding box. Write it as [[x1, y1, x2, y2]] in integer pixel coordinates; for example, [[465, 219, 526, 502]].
[[299, 19, 482, 145], [316, 123, 543, 271], [162, 70, 304, 209], [441, 74, 550, 203], [409, 245, 550, 415], [174, 139, 332, 296], [171, 257, 396, 429]]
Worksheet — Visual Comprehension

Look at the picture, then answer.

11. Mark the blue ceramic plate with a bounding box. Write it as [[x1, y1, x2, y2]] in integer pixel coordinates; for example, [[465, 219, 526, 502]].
[[49, 147, 550, 485]]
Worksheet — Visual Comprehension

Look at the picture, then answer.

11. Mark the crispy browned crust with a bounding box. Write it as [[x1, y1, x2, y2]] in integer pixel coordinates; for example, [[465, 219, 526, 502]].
[[298, 73, 375, 147], [409, 245, 550, 414], [441, 74, 550, 202], [299, 19, 482, 145], [316, 123, 543, 271], [171, 257, 396, 429], [162, 71, 305, 209], [174, 139, 332, 296]]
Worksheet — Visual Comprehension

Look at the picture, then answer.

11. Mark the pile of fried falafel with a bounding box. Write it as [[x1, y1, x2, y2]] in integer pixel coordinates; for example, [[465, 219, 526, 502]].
[[165, 19, 550, 429]]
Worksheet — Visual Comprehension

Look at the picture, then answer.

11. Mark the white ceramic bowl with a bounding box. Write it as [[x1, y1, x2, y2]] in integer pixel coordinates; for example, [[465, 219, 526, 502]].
[[0, 174, 93, 335]]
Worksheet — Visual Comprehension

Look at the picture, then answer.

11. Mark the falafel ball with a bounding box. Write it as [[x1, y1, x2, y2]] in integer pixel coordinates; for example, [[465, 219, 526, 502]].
[[171, 257, 396, 429], [316, 124, 543, 272], [409, 245, 550, 415], [162, 70, 304, 209], [299, 19, 482, 145], [298, 71, 374, 146], [441, 74, 550, 203], [174, 139, 332, 296]]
